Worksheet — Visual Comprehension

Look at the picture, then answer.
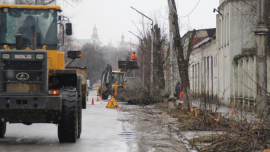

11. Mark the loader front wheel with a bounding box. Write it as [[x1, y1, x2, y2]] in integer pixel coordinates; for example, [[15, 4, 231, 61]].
[[58, 87, 78, 143], [0, 121, 6, 138]]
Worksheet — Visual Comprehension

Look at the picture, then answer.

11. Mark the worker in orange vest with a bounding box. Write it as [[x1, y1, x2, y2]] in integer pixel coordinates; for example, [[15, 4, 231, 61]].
[[131, 52, 138, 60]]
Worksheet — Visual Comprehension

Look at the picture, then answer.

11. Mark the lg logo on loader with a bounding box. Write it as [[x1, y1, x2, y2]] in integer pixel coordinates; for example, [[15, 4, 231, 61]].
[[16, 72, 30, 81]]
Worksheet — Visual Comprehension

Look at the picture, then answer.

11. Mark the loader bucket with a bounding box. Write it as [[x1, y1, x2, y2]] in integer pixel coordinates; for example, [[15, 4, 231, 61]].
[[118, 61, 139, 70]]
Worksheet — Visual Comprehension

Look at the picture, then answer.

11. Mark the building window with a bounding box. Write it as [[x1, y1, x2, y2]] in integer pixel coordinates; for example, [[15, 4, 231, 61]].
[[227, 13, 229, 44], [223, 16, 226, 46], [220, 20, 222, 48], [214, 55, 217, 67]]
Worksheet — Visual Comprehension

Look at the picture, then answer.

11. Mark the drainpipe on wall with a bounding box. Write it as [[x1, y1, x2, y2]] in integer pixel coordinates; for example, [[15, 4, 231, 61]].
[[255, 0, 268, 118]]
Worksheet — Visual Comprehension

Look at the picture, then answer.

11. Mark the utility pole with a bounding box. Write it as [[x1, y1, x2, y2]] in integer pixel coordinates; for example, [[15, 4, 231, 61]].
[[255, 0, 268, 118], [151, 28, 154, 95], [167, 0, 176, 101], [131, 6, 154, 95]]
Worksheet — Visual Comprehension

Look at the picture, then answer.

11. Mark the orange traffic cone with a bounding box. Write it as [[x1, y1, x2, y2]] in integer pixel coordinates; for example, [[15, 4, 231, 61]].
[[97, 96, 101, 101], [91, 98, 94, 105]]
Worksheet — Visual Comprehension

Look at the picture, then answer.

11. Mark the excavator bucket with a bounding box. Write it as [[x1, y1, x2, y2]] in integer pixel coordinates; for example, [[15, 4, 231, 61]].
[[118, 60, 139, 70]]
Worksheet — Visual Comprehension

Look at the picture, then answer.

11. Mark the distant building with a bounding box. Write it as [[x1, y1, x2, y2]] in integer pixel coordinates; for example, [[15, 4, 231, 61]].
[[164, 28, 215, 94], [90, 24, 102, 46], [118, 34, 137, 51]]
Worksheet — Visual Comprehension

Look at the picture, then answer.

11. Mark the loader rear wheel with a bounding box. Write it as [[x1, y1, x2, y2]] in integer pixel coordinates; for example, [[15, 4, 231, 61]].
[[0, 121, 6, 138], [58, 87, 78, 143]]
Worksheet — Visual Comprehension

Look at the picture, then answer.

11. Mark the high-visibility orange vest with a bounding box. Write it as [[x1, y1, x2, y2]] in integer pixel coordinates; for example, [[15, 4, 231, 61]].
[[131, 54, 138, 60]]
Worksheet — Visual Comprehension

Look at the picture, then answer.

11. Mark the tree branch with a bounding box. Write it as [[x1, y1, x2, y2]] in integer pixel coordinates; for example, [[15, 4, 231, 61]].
[[45, 0, 56, 5], [186, 29, 196, 64], [242, 0, 256, 10]]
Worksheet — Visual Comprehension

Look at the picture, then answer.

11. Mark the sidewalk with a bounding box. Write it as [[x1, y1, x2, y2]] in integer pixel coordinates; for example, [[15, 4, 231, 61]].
[[176, 99, 258, 122]]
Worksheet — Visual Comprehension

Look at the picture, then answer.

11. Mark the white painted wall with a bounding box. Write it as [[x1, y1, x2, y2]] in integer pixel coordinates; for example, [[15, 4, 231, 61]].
[[188, 0, 257, 106], [189, 38, 217, 97]]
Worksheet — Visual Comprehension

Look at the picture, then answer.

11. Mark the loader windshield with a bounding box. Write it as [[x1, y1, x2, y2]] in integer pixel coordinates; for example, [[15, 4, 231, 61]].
[[0, 8, 58, 50]]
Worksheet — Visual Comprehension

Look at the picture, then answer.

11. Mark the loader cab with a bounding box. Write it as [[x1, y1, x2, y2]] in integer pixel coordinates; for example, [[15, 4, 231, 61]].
[[0, 6, 61, 50]]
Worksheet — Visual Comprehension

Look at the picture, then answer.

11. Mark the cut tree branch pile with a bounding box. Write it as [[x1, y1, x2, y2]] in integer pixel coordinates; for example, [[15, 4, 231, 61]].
[[157, 101, 270, 152]]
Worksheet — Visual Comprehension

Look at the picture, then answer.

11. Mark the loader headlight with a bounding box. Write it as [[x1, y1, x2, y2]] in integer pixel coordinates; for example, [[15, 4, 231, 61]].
[[36, 54, 44, 60], [3, 8, 8, 13], [2, 54, 10, 59]]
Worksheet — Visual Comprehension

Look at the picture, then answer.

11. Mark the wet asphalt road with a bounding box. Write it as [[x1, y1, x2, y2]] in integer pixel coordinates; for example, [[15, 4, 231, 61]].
[[0, 89, 137, 152]]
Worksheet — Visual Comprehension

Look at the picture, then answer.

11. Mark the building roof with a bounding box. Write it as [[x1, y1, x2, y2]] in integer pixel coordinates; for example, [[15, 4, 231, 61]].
[[182, 28, 216, 39], [206, 28, 216, 37], [191, 37, 207, 49], [193, 37, 213, 49], [182, 28, 216, 50]]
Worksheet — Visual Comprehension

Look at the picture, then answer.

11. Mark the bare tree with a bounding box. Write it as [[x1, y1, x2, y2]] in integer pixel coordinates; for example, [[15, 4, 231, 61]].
[[102, 46, 131, 71], [153, 24, 167, 89], [64, 42, 107, 86], [169, 0, 196, 108], [133, 16, 167, 91]]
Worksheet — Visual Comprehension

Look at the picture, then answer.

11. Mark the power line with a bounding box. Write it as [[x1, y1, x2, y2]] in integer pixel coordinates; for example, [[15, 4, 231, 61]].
[[168, 0, 201, 19], [178, 0, 201, 18]]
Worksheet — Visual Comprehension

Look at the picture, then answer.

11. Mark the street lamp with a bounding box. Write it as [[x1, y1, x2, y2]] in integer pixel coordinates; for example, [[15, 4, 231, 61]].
[[130, 6, 154, 96], [129, 31, 145, 87]]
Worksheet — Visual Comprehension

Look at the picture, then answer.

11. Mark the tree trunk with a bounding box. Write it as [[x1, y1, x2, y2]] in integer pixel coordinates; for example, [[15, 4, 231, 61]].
[[169, 0, 195, 108], [153, 26, 165, 90], [180, 63, 192, 107]]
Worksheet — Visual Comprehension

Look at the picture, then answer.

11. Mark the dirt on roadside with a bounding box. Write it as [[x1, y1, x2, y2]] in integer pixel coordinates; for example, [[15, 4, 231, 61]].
[[119, 104, 188, 152]]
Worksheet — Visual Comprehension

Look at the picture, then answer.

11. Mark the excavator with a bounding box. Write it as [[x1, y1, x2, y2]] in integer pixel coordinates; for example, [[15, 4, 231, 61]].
[[97, 57, 140, 100], [97, 64, 127, 99]]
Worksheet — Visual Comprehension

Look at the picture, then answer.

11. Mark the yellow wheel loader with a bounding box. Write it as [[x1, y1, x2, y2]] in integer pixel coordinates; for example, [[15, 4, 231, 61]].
[[0, 4, 86, 143]]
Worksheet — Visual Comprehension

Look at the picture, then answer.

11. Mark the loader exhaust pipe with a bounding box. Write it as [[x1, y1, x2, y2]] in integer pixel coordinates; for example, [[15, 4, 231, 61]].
[[14, 34, 22, 50], [31, 25, 36, 50]]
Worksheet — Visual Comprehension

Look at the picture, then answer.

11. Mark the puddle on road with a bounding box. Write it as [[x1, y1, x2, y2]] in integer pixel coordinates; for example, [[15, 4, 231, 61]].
[[118, 132, 134, 140]]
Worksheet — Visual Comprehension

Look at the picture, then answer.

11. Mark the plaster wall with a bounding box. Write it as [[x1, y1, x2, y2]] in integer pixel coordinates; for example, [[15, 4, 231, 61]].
[[189, 0, 257, 106], [189, 39, 217, 98]]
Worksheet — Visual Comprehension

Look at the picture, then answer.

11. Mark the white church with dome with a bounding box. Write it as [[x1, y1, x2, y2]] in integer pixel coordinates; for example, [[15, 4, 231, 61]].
[[90, 24, 102, 46]]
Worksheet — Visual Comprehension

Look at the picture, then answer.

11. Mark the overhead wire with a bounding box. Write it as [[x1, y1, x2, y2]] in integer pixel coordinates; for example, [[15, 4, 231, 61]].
[[178, 0, 201, 18], [169, 0, 201, 18]]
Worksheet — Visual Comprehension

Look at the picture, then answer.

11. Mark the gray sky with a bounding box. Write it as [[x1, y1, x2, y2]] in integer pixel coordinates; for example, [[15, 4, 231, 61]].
[[60, 0, 219, 46]]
